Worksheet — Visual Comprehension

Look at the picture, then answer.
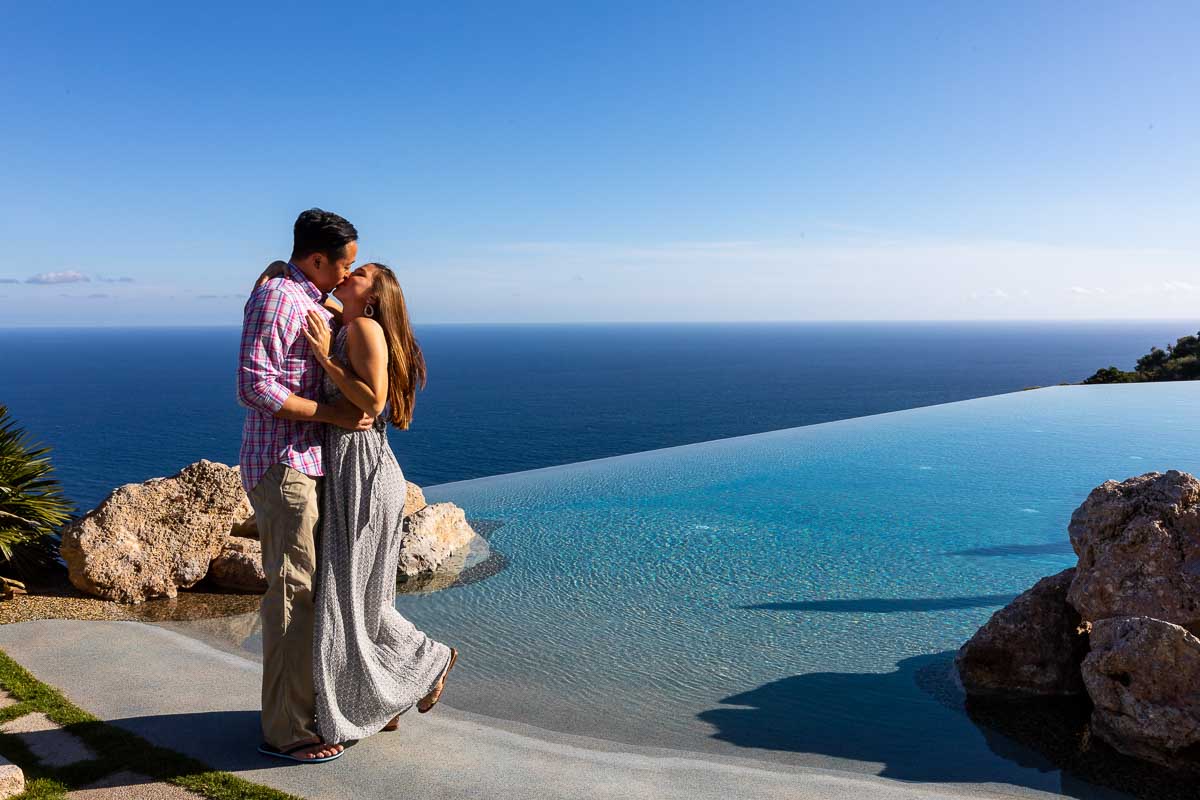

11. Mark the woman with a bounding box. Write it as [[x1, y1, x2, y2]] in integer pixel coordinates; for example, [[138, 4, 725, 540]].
[[299, 261, 458, 744]]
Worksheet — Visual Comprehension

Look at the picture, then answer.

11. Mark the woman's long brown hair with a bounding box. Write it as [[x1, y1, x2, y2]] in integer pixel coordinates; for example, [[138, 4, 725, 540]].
[[367, 263, 426, 429]]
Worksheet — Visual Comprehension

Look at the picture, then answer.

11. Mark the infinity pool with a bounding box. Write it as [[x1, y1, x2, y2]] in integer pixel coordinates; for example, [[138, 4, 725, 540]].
[[396, 383, 1198, 796]]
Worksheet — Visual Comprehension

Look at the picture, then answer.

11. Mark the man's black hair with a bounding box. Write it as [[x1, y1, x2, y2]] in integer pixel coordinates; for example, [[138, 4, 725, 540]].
[[292, 208, 358, 261]]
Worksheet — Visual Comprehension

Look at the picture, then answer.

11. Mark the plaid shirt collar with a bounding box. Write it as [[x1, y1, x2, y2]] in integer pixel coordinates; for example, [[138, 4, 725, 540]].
[[286, 262, 324, 303]]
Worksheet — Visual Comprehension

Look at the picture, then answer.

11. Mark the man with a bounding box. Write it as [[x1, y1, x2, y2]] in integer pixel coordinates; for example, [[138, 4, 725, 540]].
[[237, 208, 372, 762]]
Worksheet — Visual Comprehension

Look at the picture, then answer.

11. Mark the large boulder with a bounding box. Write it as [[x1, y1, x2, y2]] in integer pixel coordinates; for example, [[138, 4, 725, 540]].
[[1082, 616, 1200, 769], [208, 485, 463, 594], [956, 568, 1088, 696], [208, 537, 268, 593], [398, 502, 475, 578], [60, 461, 248, 603], [1067, 471, 1200, 632], [228, 483, 422, 540], [229, 493, 257, 538], [404, 482, 427, 518]]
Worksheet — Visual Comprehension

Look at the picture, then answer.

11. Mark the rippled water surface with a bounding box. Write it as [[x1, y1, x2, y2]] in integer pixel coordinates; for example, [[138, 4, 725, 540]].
[[390, 383, 1199, 796]]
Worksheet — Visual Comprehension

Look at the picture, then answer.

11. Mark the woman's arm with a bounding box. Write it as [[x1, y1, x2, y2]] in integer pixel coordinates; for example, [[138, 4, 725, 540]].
[[251, 260, 289, 294], [302, 312, 389, 418]]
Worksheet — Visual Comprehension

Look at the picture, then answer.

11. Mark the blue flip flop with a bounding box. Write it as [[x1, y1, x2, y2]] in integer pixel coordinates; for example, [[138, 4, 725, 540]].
[[258, 740, 344, 763]]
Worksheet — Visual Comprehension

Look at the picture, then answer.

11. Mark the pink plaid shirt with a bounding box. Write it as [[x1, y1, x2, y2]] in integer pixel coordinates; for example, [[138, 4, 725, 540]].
[[237, 263, 334, 494]]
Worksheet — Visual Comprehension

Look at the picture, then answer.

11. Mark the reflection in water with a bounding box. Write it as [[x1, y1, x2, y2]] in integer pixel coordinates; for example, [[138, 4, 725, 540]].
[[396, 525, 508, 595], [966, 696, 1194, 800], [123, 589, 262, 621]]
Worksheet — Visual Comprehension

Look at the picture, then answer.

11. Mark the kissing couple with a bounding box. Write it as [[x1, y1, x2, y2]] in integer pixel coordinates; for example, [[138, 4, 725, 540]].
[[237, 208, 458, 763]]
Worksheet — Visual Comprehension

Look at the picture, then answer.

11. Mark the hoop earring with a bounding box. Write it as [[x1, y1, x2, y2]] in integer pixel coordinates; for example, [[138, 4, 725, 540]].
[[364, 304, 375, 318]]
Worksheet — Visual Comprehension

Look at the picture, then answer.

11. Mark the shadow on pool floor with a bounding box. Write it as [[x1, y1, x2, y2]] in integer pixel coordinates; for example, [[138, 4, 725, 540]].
[[699, 652, 1191, 800]]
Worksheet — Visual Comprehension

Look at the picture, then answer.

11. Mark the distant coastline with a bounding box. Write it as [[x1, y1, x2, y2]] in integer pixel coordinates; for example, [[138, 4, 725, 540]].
[[1083, 330, 1200, 384]]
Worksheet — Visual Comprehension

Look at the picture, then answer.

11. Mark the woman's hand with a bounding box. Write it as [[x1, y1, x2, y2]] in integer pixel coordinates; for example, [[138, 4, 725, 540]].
[[253, 260, 289, 291], [329, 395, 375, 430], [302, 309, 333, 363]]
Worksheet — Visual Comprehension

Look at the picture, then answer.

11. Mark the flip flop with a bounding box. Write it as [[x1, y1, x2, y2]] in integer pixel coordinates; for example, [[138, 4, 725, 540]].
[[257, 740, 344, 763], [418, 648, 458, 714]]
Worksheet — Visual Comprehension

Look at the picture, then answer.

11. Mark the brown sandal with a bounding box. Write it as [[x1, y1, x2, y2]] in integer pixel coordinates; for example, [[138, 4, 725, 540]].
[[381, 706, 411, 732], [417, 648, 458, 714]]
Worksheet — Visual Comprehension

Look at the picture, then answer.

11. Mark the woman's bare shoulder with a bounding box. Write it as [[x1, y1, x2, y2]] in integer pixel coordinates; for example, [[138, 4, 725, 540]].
[[345, 316, 386, 351]]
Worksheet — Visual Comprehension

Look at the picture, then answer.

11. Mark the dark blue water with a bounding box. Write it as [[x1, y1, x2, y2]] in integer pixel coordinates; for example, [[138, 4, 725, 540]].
[[0, 320, 1192, 512]]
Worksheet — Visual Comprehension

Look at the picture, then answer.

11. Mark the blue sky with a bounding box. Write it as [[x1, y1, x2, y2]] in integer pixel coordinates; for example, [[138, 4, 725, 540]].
[[1, 1, 1196, 324]]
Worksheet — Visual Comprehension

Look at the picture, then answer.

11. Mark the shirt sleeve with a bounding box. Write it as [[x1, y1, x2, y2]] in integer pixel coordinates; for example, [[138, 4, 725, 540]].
[[237, 283, 297, 414]]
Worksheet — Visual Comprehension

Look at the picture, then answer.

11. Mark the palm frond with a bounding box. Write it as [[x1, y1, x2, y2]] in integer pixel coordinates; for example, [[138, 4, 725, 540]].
[[0, 405, 74, 578]]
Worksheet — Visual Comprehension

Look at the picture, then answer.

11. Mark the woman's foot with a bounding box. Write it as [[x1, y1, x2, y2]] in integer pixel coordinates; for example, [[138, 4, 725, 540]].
[[259, 737, 344, 762], [417, 648, 458, 713], [381, 706, 412, 731]]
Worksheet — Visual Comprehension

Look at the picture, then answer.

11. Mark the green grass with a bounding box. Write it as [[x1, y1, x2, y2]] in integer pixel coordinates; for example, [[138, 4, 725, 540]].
[[0, 648, 303, 800]]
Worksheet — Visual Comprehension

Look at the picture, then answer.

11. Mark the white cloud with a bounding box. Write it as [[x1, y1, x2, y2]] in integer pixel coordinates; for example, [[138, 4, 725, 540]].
[[27, 270, 90, 284], [424, 237, 1197, 321]]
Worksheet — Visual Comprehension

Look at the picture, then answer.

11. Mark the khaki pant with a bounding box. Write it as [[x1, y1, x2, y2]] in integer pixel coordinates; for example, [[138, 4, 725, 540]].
[[249, 463, 321, 747]]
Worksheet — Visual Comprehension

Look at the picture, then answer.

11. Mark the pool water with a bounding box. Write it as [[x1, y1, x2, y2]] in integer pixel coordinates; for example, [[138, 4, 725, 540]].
[[395, 383, 1198, 795]]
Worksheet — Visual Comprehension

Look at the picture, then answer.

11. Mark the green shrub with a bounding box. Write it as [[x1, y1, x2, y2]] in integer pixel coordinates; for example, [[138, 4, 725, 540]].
[[1082, 366, 1137, 385], [1083, 330, 1200, 384], [0, 406, 72, 577]]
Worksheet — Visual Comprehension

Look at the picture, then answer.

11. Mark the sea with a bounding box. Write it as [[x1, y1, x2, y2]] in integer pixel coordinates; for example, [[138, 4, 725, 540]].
[[0, 320, 1192, 513], [5, 319, 1199, 797]]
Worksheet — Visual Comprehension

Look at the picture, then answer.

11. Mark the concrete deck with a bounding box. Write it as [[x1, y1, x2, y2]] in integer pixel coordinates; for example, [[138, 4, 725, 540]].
[[0, 619, 1066, 800]]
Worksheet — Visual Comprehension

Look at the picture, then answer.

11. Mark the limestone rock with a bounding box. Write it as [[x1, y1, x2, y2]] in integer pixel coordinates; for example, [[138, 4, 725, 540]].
[[229, 492, 257, 538], [0, 754, 22, 800], [208, 537, 267, 593], [956, 568, 1088, 696], [404, 481, 427, 518], [60, 460, 247, 603], [1082, 616, 1200, 769], [1067, 471, 1200, 631], [399, 502, 475, 577]]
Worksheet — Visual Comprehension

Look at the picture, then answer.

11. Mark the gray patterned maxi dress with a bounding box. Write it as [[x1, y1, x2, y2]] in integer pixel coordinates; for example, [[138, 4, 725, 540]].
[[313, 327, 453, 743]]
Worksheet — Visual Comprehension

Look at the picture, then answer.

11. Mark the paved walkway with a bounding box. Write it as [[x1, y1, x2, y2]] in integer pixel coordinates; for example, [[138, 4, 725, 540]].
[[0, 620, 1062, 800]]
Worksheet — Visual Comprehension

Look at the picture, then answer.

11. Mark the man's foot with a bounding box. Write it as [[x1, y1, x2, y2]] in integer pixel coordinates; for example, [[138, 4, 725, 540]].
[[381, 705, 412, 732], [259, 737, 344, 763], [417, 648, 458, 714]]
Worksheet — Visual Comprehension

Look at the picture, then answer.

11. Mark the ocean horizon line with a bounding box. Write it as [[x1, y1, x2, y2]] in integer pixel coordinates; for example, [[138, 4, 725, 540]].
[[1, 317, 1196, 331]]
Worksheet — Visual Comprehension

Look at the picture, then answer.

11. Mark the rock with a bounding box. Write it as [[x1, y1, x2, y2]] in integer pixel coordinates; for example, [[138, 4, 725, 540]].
[[1082, 616, 1200, 769], [956, 568, 1088, 696], [0, 578, 26, 602], [398, 534, 494, 593], [399, 502, 475, 578], [404, 482, 427, 518], [0, 755, 22, 800], [229, 492, 257, 538], [60, 460, 247, 603], [208, 537, 267, 593], [1067, 471, 1200, 632]]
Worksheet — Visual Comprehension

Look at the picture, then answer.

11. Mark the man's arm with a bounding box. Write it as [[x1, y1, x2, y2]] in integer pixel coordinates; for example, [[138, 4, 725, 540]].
[[237, 285, 372, 430], [275, 393, 372, 428]]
